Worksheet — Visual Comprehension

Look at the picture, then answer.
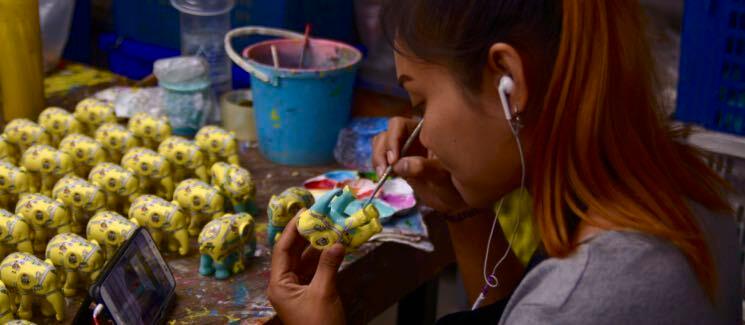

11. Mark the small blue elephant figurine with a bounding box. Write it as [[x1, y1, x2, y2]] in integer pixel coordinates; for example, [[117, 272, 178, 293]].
[[198, 213, 256, 280], [267, 187, 315, 247]]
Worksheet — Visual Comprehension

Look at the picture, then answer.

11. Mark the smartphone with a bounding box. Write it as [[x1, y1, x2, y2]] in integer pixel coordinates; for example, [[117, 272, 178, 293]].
[[84, 228, 176, 325]]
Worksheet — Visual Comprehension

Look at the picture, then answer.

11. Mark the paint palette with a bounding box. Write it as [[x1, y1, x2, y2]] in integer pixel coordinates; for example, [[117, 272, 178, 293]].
[[303, 170, 417, 221]]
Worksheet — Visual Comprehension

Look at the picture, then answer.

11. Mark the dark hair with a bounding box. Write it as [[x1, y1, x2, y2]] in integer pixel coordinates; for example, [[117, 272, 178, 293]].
[[381, 0, 562, 111]]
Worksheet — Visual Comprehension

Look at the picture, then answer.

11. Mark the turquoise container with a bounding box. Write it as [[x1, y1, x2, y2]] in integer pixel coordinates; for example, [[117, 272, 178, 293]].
[[225, 27, 362, 165]]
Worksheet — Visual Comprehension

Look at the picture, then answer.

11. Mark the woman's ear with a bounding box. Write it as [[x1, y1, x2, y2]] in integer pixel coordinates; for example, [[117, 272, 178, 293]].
[[487, 43, 529, 115]]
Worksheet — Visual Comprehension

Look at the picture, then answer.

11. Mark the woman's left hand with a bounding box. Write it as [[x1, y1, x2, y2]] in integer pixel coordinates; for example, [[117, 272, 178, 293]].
[[267, 216, 346, 325]]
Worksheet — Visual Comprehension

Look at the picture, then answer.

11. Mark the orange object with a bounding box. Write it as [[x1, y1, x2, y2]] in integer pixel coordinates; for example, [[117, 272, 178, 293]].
[[0, 0, 45, 121]]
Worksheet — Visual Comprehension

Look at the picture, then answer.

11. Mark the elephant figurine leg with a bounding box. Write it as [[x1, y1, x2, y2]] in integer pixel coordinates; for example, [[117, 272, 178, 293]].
[[172, 229, 190, 255], [188, 214, 202, 237], [199, 254, 215, 276], [16, 239, 33, 255], [150, 229, 164, 249], [231, 253, 245, 275], [46, 291, 65, 321], [17, 293, 32, 320], [41, 174, 56, 197], [214, 253, 236, 280], [167, 235, 179, 253], [195, 166, 209, 183], [63, 270, 78, 297], [33, 227, 48, 252], [0, 195, 9, 210], [159, 177, 174, 201], [267, 225, 280, 247]]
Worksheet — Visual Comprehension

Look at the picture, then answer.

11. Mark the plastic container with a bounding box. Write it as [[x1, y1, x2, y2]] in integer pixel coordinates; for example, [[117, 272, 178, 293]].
[[221, 89, 256, 142], [154, 56, 213, 136], [676, 0, 745, 134], [99, 34, 180, 80], [226, 27, 362, 166]]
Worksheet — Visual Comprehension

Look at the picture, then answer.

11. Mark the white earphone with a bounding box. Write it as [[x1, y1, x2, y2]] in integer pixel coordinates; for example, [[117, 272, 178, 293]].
[[498, 75, 516, 125]]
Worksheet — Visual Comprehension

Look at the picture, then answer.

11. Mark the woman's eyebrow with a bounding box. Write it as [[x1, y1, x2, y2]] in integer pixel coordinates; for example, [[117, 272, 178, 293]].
[[397, 74, 414, 88]]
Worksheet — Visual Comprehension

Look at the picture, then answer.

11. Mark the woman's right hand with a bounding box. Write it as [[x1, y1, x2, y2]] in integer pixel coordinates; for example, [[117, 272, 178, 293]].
[[372, 117, 471, 214]]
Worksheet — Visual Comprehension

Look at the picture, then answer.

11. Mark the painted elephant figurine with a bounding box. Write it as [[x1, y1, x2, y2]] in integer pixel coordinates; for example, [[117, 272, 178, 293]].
[[0, 209, 33, 259], [0, 252, 65, 320], [73, 98, 117, 135], [52, 175, 107, 234], [173, 179, 225, 236], [59, 134, 109, 178], [267, 187, 314, 247], [129, 195, 189, 255], [127, 112, 172, 150], [297, 187, 382, 251], [0, 161, 30, 210], [198, 213, 255, 280], [15, 194, 71, 253], [45, 233, 105, 296], [210, 162, 256, 214], [94, 122, 140, 163], [86, 211, 138, 260], [194, 126, 240, 166], [0, 135, 20, 165], [121, 147, 174, 200], [0, 280, 13, 323], [158, 136, 209, 183], [88, 163, 140, 214], [20, 145, 73, 196], [38, 107, 82, 147], [2, 119, 51, 154]]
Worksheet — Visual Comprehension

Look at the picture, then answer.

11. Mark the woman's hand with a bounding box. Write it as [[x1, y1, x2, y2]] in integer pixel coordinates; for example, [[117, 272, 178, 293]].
[[267, 216, 346, 325], [373, 117, 470, 214]]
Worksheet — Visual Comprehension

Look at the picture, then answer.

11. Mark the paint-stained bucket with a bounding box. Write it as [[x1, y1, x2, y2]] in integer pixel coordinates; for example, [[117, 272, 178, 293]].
[[225, 27, 362, 165]]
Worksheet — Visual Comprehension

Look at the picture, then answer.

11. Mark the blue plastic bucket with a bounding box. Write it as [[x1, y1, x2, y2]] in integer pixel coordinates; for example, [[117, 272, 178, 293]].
[[226, 27, 362, 165]]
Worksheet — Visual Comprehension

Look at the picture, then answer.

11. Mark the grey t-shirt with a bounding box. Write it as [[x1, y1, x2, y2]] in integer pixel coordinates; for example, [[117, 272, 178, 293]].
[[499, 203, 742, 324]]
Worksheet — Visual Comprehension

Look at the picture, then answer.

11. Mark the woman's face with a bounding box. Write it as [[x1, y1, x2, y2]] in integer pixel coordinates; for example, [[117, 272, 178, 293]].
[[394, 52, 527, 208]]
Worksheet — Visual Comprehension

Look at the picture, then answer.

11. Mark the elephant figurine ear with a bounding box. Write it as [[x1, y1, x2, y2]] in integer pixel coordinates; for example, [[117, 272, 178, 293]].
[[64, 251, 81, 269], [309, 188, 342, 215], [239, 218, 254, 240], [130, 218, 141, 227], [90, 239, 101, 248], [18, 272, 35, 291]]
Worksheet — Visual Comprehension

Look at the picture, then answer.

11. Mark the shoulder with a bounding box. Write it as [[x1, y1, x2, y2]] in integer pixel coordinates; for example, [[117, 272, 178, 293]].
[[500, 231, 719, 325]]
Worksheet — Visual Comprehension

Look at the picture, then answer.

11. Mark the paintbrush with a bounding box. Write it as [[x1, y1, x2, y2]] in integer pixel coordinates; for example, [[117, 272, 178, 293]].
[[365, 119, 425, 207], [297, 24, 311, 69]]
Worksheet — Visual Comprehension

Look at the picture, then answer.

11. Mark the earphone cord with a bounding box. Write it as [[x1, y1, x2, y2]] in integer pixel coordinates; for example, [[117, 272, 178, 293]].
[[471, 118, 526, 311]]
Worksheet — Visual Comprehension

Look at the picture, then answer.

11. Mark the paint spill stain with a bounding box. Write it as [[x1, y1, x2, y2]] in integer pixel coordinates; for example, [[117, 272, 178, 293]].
[[271, 108, 281, 129], [234, 282, 250, 305]]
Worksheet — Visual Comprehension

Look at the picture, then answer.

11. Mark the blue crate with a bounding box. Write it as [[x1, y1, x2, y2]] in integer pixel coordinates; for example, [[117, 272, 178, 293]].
[[98, 34, 179, 80], [676, 0, 745, 134]]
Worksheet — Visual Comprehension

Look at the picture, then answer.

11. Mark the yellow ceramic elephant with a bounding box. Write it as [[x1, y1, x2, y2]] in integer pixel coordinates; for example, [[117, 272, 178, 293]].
[[0, 209, 33, 259], [45, 233, 105, 297], [267, 187, 314, 247], [211, 162, 256, 214], [37, 107, 82, 147], [15, 194, 71, 253], [59, 134, 109, 178], [20, 145, 73, 196], [121, 147, 174, 200], [52, 175, 107, 234], [0, 252, 65, 321], [127, 112, 172, 150], [194, 126, 240, 166], [198, 213, 256, 280], [297, 188, 382, 251], [86, 211, 138, 260], [173, 178, 224, 236], [73, 98, 117, 136], [88, 163, 139, 214], [158, 136, 209, 183], [94, 122, 140, 163], [0, 280, 13, 323], [0, 161, 30, 210], [129, 195, 189, 255], [2, 119, 51, 154], [0, 136, 20, 165]]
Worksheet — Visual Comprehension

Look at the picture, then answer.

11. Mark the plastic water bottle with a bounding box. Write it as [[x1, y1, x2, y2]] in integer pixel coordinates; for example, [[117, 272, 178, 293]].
[[171, 0, 235, 123]]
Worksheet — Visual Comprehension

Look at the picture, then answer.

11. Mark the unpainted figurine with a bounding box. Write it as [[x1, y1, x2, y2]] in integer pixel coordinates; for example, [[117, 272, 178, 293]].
[[0, 252, 65, 321], [59, 134, 109, 178], [158, 136, 209, 182], [121, 147, 174, 200], [267, 187, 314, 247], [52, 175, 106, 234], [211, 162, 256, 214], [0, 209, 33, 259], [15, 194, 71, 253], [37, 107, 82, 146], [194, 126, 240, 166], [127, 112, 172, 149], [20, 145, 73, 196], [94, 122, 140, 163], [0, 135, 20, 164], [172, 178, 224, 236], [129, 195, 189, 255], [88, 163, 139, 214], [86, 211, 138, 260], [0, 161, 30, 210], [297, 187, 382, 251], [2, 119, 51, 153], [45, 233, 105, 296], [198, 213, 256, 280], [73, 98, 117, 135]]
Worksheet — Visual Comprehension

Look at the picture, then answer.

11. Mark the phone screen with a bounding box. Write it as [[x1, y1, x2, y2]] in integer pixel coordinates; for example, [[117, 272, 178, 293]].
[[97, 229, 175, 325]]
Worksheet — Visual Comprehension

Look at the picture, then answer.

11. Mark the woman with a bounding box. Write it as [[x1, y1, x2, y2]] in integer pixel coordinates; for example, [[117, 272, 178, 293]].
[[268, 0, 741, 323]]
